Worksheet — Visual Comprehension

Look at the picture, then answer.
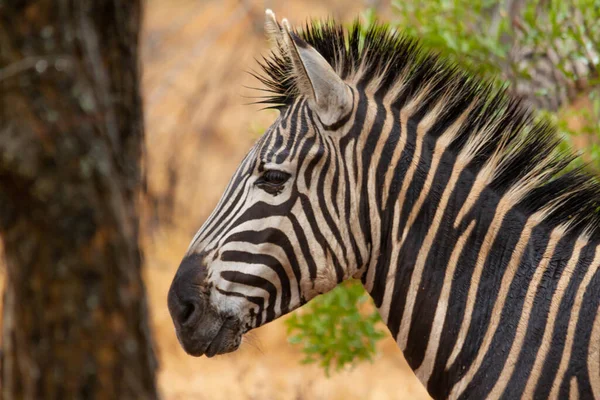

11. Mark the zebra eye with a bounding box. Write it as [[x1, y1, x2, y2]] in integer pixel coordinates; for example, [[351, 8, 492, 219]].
[[256, 170, 291, 194], [260, 170, 290, 185]]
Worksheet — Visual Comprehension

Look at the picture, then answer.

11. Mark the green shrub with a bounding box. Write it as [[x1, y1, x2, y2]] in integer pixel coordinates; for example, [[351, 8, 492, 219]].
[[286, 280, 386, 375], [391, 0, 600, 167]]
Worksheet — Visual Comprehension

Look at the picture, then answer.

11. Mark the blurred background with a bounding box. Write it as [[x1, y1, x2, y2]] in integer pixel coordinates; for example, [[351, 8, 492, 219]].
[[2, 0, 599, 398]]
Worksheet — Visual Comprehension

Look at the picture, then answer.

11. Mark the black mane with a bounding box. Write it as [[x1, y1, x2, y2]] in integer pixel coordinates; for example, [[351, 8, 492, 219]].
[[254, 19, 600, 240]]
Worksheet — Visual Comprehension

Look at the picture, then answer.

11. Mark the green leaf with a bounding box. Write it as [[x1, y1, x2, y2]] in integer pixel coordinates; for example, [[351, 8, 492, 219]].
[[285, 280, 385, 374]]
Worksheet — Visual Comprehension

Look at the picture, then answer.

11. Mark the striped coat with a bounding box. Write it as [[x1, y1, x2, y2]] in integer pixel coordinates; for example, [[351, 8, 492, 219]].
[[167, 10, 600, 399]]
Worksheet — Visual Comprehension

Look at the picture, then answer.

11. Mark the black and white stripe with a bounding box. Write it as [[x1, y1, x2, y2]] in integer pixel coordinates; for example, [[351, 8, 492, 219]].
[[184, 13, 600, 399]]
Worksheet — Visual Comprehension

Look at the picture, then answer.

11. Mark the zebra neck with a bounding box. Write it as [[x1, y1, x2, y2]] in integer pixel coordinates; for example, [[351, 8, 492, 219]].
[[352, 129, 600, 398], [354, 108, 600, 397]]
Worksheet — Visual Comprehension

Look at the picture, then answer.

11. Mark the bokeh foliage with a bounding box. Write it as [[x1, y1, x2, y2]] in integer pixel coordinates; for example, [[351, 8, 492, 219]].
[[390, 0, 600, 168], [285, 0, 600, 374], [286, 281, 386, 376]]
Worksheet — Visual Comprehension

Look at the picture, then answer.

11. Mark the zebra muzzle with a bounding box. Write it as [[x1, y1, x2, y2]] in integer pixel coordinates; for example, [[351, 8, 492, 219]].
[[168, 254, 242, 357]]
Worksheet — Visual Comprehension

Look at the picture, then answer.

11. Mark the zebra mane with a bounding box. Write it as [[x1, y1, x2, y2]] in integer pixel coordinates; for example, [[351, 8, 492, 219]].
[[254, 19, 600, 240]]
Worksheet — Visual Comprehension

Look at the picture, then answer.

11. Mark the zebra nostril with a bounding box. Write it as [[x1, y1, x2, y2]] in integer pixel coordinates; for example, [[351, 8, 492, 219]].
[[168, 253, 208, 329], [181, 302, 196, 325]]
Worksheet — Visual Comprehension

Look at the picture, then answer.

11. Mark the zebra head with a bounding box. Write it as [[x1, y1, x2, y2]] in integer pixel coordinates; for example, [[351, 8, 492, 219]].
[[168, 11, 364, 357]]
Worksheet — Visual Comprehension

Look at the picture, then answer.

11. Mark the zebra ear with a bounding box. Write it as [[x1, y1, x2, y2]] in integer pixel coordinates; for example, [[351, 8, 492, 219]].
[[280, 19, 352, 127], [264, 9, 284, 45]]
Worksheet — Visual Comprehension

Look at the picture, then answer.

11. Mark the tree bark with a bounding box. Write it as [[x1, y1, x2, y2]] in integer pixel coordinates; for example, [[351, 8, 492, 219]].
[[0, 1, 158, 398]]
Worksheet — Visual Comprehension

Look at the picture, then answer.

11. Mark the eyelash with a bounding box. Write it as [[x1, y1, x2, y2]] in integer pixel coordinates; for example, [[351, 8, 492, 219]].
[[255, 170, 291, 194]]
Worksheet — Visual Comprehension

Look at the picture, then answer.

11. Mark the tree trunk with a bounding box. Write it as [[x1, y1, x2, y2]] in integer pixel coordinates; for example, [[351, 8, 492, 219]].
[[0, 1, 159, 398]]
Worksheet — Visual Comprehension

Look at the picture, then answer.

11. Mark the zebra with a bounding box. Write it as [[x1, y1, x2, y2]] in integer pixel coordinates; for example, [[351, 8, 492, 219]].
[[167, 10, 600, 399]]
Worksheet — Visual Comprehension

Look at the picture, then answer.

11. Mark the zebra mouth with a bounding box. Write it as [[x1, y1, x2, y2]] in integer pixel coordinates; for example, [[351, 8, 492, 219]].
[[175, 313, 242, 358], [204, 318, 242, 358]]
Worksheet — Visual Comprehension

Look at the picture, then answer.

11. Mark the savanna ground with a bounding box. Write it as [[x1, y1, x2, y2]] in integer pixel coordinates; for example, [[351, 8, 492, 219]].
[[1, 0, 594, 398]]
